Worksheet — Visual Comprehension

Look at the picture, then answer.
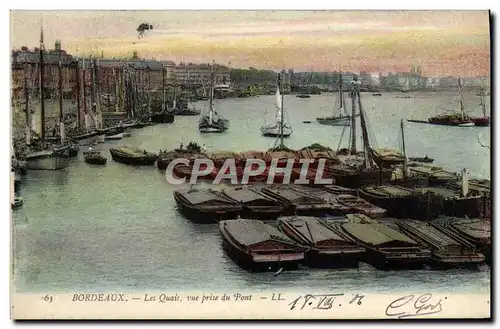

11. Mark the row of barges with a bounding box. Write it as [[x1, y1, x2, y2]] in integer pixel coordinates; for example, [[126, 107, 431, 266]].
[[173, 179, 490, 223], [218, 216, 490, 272], [173, 185, 386, 223]]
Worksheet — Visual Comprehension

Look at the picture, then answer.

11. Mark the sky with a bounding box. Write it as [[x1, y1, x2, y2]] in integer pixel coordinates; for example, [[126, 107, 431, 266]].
[[10, 10, 490, 77]]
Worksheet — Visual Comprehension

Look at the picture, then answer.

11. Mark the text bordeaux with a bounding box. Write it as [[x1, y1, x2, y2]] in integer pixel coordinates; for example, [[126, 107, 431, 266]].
[[72, 293, 126, 302]]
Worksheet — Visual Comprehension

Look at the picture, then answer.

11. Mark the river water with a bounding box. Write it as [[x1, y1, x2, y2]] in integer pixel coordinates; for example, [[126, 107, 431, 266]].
[[12, 91, 490, 294]]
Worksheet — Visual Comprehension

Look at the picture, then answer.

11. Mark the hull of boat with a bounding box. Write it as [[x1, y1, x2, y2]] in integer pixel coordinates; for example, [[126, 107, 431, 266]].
[[260, 126, 292, 137], [69, 146, 79, 157], [172, 109, 200, 116], [219, 223, 302, 272], [317, 116, 351, 126], [109, 149, 157, 166], [471, 117, 490, 127], [362, 249, 428, 270], [240, 207, 283, 220], [358, 190, 422, 219], [26, 147, 70, 171], [84, 157, 107, 165], [305, 249, 363, 269], [199, 126, 227, 133], [105, 133, 123, 140], [151, 112, 175, 123], [443, 196, 483, 218], [174, 192, 240, 223], [428, 117, 475, 127]]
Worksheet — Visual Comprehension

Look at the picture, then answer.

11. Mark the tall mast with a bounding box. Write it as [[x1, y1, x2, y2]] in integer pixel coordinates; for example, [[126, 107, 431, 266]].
[[75, 59, 81, 130], [349, 77, 358, 155], [39, 24, 46, 142], [24, 64, 31, 145], [400, 119, 407, 179], [479, 79, 486, 116], [106, 70, 111, 111], [208, 64, 214, 124], [147, 67, 152, 116], [94, 58, 102, 128], [338, 71, 343, 115], [58, 59, 65, 142], [279, 73, 284, 148], [358, 91, 372, 169], [89, 56, 95, 111], [458, 78, 465, 120], [58, 60, 63, 122], [82, 59, 87, 118], [162, 64, 166, 111]]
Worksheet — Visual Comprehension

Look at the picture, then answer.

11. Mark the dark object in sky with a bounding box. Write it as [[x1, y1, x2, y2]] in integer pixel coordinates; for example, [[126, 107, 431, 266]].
[[137, 23, 154, 38]]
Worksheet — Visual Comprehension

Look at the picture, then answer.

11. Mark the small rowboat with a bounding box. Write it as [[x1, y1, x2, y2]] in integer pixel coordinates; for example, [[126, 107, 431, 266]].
[[12, 196, 23, 209], [408, 156, 434, 163], [84, 151, 107, 165]]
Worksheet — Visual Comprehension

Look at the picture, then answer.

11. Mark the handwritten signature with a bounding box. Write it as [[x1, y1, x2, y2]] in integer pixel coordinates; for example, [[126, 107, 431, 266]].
[[289, 293, 364, 311], [385, 293, 444, 319]]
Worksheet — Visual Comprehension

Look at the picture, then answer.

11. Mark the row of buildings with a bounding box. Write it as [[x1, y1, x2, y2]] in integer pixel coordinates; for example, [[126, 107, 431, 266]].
[[11, 41, 489, 98], [11, 41, 232, 97], [288, 66, 490, 91]]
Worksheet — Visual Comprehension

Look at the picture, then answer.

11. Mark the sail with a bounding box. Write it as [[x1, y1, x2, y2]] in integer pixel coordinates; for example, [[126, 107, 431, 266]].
[[275, 88, 282, 122], [59, 121, 66, 142], [84, 113, 92, 131]]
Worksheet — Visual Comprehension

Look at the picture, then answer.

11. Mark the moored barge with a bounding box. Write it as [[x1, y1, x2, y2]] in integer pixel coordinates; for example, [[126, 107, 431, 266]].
[[358, 185, 422, 219], [288, 185, 354, 216], [278, 216, 365, 268], [434, 217, 491, 265], [109, 146, 158, 166], [397, 220, 485, 269], [219, 218, 305, 272], [260, 185, 331, 216], [221, 186, 284, 220], [339, 222, 431, 270], [174, 188, 242, 223]]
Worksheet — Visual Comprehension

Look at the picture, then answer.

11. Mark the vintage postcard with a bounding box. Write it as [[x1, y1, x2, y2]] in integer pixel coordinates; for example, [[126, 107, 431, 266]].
[[10, 10, 491, 320]]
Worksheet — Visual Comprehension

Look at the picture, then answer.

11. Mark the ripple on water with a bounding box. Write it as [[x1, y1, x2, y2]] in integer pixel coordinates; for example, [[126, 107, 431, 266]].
[[13, 92, 490, 293]]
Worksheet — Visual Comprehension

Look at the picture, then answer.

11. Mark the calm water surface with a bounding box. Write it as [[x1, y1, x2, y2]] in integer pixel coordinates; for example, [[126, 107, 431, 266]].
[[12, 91, 491, 294]]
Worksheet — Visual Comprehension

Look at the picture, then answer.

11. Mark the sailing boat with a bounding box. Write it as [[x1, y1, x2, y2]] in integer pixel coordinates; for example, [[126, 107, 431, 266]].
[[296, 70, 312, 98], [427, 78, 475, 127], [25, 26, 70, 170], [328, 77, 393, 188], [317, 72, 358, 126], [198, 64, 229, 133], [470, 80, 490, 127], [168, 80, 200, 116], [150, 65, 175, 123], [73, 58, 106, 145], [261, 74, 292, 138]]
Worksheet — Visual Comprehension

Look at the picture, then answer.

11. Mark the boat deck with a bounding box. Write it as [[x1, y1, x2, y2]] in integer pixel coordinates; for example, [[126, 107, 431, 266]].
[[176, 188, 235, 206], [279, 216, 355, 246], [223, 219, 296, 248]]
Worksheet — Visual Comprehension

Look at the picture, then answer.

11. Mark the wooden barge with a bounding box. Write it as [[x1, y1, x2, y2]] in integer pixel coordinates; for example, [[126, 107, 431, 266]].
[[260, 185, 331, 216], [83, 151, 107, 165], [358, 185, 423, 219], [173, 188, 242, 223], [434, 217, 491, 265], [414, 186, 483, 219], [278, 216, 365, 268], [397, 220, 485, 269], [109, 146, 158, 166], [221, 186, 284, 220], [219, 219, 306, 272], [339, 222, 431, 270], [288, 185, 354, 215]]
